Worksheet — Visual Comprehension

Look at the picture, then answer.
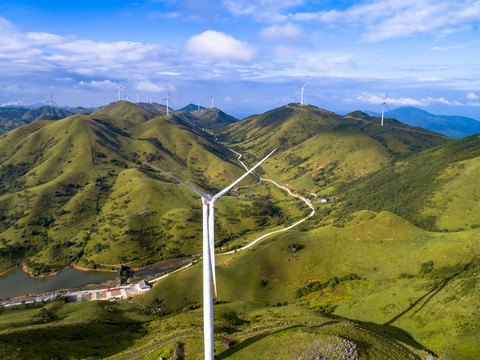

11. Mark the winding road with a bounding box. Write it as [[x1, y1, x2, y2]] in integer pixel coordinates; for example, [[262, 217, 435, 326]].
[[150, 148, 315, 282]]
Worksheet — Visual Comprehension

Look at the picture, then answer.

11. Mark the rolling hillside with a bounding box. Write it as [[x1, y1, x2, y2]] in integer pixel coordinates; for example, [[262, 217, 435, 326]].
[[0, 101, 284, 275], [1, 102, 480, 359], [337, 133, 480, 231], [220, 104, 450, 199]]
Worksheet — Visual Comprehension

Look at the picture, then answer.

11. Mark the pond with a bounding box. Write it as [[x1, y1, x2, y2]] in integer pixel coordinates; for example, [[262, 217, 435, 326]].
[[0, 256, 194, 299], [0, 267, 116, 299]]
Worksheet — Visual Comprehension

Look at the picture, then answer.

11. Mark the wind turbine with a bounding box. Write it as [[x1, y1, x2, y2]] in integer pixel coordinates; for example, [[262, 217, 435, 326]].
[[299, 82, 309, 105], [381, 92, 389, 126], [116, 81, 125, 101], [210, 95, 214, 109], [197, 99, 200, 111], [46, 93, 57, 116], [142, 149, 276, 360], [163, 91, 173, 115]]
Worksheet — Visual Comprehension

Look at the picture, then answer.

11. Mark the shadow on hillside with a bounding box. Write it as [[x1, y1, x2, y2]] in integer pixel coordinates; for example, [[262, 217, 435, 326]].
[[385, 257, 478, 326], [355, 320, 428, 354], [0, 305, 144, 358], [215, 321, 340, 359]]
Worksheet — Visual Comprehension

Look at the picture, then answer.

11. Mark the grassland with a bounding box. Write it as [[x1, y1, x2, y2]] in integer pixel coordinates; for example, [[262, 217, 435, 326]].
[[0, 101, 291, 275], [1, 102, 479, 358]]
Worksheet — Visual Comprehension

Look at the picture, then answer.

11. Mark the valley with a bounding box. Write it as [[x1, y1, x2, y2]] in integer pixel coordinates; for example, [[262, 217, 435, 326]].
[[0, 101, 479, 359]]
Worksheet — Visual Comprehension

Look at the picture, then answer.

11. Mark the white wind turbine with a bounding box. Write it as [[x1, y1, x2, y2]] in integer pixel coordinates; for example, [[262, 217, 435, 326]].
[[46, 93, 57, 116], [210, 95, 214, 109], [142, 149, 276, 360], [116, 81, 125, 101], [163, 91, 173, 115], [381, 92, 389, 126], [300, 82, 309, 105]]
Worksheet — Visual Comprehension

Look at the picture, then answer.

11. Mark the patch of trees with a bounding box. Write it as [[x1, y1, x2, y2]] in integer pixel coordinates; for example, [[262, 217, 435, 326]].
[[0, 162, 30, 195], [242, 197, 284, 227], [296, 273, 360, 298]]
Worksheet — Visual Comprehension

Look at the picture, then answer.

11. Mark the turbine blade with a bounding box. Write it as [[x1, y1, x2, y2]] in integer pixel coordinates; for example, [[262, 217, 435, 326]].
[[212, 149, 276, 201], [141, 161, 212, 200]]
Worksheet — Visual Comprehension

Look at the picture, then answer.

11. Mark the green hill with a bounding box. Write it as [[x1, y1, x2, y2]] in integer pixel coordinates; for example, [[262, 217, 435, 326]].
[[139, 211, 480, 359], [220, 104, 450, 198], [177, 107, 238, 131], [1, 102, 480, 359], [0, 101, 284, 275], [337, 133, 480, 231]]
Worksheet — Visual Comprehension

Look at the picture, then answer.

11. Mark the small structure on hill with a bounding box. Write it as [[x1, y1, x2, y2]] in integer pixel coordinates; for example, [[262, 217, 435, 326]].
[[137, 280, 151, 292], [321, 196, 329, 203]]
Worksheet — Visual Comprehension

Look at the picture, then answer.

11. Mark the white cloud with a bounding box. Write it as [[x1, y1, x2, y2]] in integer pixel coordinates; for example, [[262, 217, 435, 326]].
[[352, 92, 464, 107], [353, 92, 424, 106], [290, 0, 480, 42], [135, 81, 168, 93], [185, 30, 254, 61], [467, 92, 479, 100], [223, 0, 303, 21], [79, 80, 117, 89], [259, 23, 305, 44]]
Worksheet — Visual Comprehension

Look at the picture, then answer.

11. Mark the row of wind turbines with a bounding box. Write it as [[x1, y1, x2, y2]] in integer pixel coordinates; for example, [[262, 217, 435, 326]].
[[116, 81, 216, 115]]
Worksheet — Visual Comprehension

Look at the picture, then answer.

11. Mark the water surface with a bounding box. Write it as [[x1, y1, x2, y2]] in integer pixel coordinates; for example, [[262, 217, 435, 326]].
[[0, 267, 116, 299]]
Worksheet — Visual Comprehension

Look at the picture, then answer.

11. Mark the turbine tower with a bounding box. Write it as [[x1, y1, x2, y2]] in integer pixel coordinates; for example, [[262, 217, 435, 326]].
[[142, 149, 276, 360], [210, 95, 214, 109], [163, 91, 173, 115], [116, 81, 125, 101], [381, 92, 389, 126], [300, 82, 309, 105]]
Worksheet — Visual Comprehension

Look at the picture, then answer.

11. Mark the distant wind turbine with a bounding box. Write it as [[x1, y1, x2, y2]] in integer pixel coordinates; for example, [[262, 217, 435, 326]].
[[46, 93, 57, 116], [299, 82, 309, 105], [381, 92, 389, 126], [210, 95, 214, 109], [125, 94, 130, 102], [116, 81, 125, 101], [163, 91, 173, 115], [142, 149, 276, 360], [197, 99, 200, 111]]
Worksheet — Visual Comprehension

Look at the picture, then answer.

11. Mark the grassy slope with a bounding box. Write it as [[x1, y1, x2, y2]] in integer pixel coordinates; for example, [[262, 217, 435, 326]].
[[0, 102, 287, 274], [338, 133, 480, 231], [221, 104, 449, 197], [0, 298, 423, 360], [140, 211, 480, 359]]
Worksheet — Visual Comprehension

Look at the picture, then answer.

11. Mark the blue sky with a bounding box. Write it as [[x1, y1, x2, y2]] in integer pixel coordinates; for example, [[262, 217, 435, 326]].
[[1, 0, 480, 119]]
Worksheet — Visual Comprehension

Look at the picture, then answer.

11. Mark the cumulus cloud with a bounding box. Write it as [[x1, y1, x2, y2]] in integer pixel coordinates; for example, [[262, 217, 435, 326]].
[[185, 30, 254, 61], [467, 92, 479, 100], [259, 23, 305, 44], [135, 81, 168, 93], [0, 17, 170, 78]]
